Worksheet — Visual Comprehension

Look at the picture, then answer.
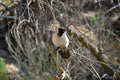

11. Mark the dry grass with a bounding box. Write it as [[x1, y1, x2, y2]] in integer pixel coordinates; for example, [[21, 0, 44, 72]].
[[3, 0, 120, 80]]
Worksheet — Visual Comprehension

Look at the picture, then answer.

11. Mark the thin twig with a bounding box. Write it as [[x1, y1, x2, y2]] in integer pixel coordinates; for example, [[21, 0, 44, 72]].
[[105, 3, 120, 14], [0, 15, 19, 19]]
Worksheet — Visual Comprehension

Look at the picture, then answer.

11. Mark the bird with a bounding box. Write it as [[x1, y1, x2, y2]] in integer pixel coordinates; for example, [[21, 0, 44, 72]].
[[52, 27, 69, 49], [52, 27, 70, 59]]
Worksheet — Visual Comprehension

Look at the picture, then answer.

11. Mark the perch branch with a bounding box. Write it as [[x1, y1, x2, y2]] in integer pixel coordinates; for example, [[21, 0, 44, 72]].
[[48, 46, 70, 80]]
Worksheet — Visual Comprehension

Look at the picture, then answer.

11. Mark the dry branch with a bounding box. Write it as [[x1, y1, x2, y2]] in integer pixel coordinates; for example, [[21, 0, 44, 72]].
[[48, 46, 70, 80], [68, 28, 120, 80]]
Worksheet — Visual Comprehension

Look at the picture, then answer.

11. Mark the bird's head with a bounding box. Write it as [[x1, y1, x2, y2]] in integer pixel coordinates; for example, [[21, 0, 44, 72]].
[[58, 28, 66, 36]]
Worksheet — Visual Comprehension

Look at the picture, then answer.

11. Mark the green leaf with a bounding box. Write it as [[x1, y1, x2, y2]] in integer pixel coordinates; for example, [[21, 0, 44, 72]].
[[0, 57, 6, 80], [91, 13, 101, 21]]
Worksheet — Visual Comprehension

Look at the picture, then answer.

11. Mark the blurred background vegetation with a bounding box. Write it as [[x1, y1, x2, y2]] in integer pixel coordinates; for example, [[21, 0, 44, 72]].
[[0, 0, 120, 80]]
